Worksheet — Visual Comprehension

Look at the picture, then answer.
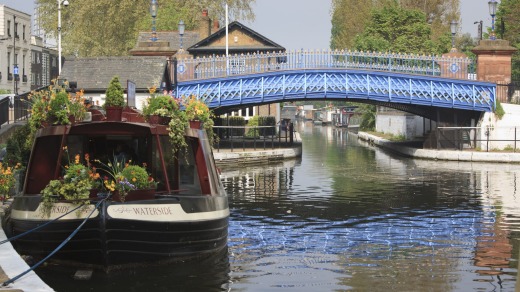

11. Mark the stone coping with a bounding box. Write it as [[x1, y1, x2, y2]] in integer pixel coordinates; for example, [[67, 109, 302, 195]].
[[357, 132, 520, 163]]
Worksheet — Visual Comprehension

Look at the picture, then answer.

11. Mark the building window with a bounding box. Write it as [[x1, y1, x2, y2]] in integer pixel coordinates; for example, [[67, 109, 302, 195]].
[[23, 25, 26, 40], [31, 73, 35, 85], [7, 52, 10, 74], [14, 22, 18, 38], [7, 20, 11, 37], [22, 54, 25, 75]]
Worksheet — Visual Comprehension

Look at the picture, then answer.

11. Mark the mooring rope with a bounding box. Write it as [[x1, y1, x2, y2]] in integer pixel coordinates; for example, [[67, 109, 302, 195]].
[[1, 197, 106, 287]]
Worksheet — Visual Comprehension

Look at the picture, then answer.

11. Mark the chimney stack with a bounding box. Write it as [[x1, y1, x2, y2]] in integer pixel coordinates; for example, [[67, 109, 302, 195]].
[[212, 19, 220, 34], [199, 9, 211, 40]]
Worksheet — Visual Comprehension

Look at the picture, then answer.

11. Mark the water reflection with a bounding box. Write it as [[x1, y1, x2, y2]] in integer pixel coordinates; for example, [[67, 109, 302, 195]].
[[36, 248, 231, 292], [223, 123, 520, 291]]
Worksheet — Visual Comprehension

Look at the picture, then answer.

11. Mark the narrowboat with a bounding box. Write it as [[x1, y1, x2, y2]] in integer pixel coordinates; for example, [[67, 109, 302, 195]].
[[1, 107, 229, 271]]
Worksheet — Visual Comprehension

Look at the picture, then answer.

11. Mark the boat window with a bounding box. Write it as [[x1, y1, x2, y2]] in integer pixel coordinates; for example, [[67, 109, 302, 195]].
[[64, 134, 150, 178], [157, 136, 201, 195]]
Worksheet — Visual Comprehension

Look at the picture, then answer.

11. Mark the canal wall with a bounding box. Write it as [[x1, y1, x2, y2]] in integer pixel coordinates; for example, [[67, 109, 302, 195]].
[[356, 131, 520, 163], [0, 205, 54, 291]]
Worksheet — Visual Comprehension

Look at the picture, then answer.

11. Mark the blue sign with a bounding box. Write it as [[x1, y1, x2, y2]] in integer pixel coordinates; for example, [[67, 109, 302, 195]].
[[13, 66, 18, 75], [178, 64, 186, 74], [449, 63, 460, 74]]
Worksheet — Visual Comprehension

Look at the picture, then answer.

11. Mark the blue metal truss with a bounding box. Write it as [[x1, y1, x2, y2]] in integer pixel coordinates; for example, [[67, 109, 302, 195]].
[[177, 69, 496, 112]]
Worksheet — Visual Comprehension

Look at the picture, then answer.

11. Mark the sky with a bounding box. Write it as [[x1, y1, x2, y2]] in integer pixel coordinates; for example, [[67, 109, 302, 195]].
[[0, 0, 499, 51]]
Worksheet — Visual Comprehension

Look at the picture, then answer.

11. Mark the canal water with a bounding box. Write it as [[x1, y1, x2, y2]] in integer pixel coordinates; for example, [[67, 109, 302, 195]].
[[36, 121, 520, 291]]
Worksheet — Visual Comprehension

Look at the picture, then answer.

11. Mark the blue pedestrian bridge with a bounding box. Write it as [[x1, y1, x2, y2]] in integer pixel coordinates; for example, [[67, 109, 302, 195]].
[[175, 50, 496, 116]]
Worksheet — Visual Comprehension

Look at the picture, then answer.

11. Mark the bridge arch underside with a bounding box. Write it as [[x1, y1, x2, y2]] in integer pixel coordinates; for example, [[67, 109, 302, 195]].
[[177, 69, 495, 126]]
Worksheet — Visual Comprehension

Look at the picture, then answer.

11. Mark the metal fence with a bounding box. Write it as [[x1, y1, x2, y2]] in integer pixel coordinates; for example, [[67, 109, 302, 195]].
[[0, 97, 9, 128], [175, 50, 475, 82], [213, 125, 296, 152], [436, 126, 520, 152], [496, 81, 520, 104], [0, 92, 31, 129]]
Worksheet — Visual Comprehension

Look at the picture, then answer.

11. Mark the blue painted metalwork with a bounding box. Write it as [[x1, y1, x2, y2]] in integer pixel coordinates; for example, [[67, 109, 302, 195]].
[[178, 69, 496, 112]]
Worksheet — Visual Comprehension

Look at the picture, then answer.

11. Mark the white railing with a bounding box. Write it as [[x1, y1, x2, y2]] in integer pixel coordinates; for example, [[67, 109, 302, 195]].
[[175, 49, 475, 82]]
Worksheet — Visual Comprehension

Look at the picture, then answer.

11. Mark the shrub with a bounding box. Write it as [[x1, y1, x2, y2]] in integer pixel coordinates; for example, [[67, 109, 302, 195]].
[[104, 76, 125, 108], [121, 165, 155, 190], [246, 116, 260, 138]]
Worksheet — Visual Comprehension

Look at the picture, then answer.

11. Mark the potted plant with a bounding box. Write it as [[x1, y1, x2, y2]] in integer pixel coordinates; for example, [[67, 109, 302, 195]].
[[95, 157, 157, 202], [182, 95, 216, 145], [183, 95, 212, 128], [103, 76, 125, 121], [69, 89, 88, 123], [142, 94, 179, 125], [41, 150, 100, 217]]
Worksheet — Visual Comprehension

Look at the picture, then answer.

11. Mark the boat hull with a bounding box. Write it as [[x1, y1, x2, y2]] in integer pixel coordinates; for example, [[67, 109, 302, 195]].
[[3, 195, 229, 270]]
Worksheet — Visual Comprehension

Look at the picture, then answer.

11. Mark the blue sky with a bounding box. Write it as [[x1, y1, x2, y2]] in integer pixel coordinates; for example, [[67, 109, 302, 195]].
[[1, 0, 497, 50]]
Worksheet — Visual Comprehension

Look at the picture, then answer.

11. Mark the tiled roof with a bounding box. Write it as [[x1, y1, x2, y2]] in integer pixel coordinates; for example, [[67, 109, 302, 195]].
[[60, 56, 168, 91]]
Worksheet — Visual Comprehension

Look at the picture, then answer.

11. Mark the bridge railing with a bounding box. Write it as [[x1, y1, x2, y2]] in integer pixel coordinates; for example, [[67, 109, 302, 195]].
[[175, 50, 475, 82]]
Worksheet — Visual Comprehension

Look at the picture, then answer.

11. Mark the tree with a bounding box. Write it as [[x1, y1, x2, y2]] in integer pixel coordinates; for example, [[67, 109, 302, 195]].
[[330, 0, 459, 51], [35, 0, 255, 57], [331, 0, 394, 49], [496, 0, 520, 79], [353, 5, 450, 55]]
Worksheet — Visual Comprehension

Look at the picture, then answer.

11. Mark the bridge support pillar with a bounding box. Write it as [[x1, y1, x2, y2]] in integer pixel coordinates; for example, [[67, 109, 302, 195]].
[[472, 39, 517, 103]]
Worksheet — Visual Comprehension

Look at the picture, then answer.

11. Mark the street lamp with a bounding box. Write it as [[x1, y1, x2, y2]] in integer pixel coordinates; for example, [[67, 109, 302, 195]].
[[450, 20, 457, 52], [13, 15, 17, 95], [58, 0, 69, 75], [178, 20, 185, 50], [488, 0, 498, 40], [150, 0, 158, 41]]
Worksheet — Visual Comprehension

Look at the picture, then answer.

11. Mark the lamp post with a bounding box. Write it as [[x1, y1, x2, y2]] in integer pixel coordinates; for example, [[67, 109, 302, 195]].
[[178, 20, 185, 50], [58, 0, 69, 76], [488, 0, 498, 40], [450, 20, 457, 52], [13, 15, 17, 95], [150, 0, 158, 41]]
